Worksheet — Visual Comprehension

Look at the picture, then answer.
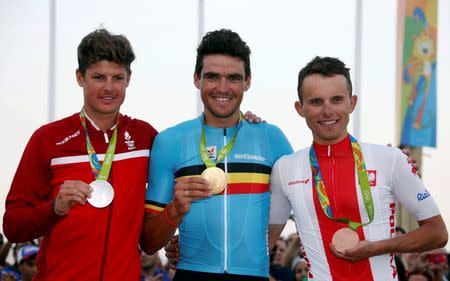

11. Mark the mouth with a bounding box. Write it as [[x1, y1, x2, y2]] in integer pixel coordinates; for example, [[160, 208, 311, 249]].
[[319, 119, 338, 125], [212, 96, 232, 102], [99, 96, 115, 101]]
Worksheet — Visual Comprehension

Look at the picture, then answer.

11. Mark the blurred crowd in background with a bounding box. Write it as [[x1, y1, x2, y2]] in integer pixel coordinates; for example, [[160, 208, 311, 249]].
[[0, 226, 447, 281]]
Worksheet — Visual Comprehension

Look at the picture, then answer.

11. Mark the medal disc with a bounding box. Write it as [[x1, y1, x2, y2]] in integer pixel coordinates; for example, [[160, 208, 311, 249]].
[[201, 167, 227, 194], [87, 180, 114, 208], [332, 228, 360, 253]]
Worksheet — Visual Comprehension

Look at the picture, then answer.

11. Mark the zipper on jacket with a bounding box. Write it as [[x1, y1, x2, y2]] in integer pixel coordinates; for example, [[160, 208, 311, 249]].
[[328, 145, 337, 212], [223, 128, 228, 273], [98, 198, 114, 281]]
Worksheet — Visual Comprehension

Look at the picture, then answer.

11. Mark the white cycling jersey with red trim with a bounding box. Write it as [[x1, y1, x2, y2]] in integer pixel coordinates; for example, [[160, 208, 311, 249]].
[[269, 136, 440, 281]]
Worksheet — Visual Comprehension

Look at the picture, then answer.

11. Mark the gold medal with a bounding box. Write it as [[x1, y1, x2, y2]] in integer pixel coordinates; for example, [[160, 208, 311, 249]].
[[332, 228, 360, 253], [201, 167, 227, 194]]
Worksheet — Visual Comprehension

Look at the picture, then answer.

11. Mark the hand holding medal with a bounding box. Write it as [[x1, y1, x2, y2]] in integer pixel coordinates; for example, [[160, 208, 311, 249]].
[[54, 180, 93, 216], [170, 177, 212, 221]]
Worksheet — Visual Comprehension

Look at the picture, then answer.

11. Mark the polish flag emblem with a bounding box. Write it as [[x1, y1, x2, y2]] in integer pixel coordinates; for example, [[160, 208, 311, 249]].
[[367, 170, 377, 187]]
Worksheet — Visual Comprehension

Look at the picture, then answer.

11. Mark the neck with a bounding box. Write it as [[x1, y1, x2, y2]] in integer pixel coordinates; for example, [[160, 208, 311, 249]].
[[312, 132, 349, 146], [84, 109, 118, 132], [204, 111, 240, 128]]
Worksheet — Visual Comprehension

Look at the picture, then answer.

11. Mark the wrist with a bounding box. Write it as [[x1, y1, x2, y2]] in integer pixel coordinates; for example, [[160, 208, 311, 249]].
[[164, 202, 182, 227]]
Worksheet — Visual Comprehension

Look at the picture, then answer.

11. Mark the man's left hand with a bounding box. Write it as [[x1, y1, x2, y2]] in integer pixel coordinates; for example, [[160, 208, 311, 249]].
[[329, 240, 374, 263]]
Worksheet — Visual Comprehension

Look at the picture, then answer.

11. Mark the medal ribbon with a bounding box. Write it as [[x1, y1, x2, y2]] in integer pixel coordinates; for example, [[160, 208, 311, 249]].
[[79, 109, 118, 181], [309, 135, 374, 231], [199, 113, 244, 168]]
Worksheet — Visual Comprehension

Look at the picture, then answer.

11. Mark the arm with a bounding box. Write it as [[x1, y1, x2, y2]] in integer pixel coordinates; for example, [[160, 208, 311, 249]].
[[140, 177, 210, 254], [3, 131, 61, 242], [331, 215, 447, 262], [269, 224, 286, 251], [140, 132, 211, 254], [268, 154, 292, 251], [331, 147, 448, 262]]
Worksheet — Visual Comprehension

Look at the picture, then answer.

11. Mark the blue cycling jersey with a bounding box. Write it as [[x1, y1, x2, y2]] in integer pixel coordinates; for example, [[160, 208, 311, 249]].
[[145, 115, 292, 277]]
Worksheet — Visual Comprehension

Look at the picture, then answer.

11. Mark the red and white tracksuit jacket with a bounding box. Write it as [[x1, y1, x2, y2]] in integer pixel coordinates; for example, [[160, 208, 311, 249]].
[[3, 113, 158, 281]]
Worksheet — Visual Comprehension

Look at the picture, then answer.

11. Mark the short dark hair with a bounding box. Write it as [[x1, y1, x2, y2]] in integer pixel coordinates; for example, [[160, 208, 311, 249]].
[[195, 29, 251, 78], [297, 56, 352, 103], [77, 28, 135, 76]]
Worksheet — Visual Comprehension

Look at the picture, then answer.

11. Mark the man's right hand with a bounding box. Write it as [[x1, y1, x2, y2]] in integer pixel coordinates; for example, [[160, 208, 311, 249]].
[[53, 180, 93, 216], [165, 235, 180, 269], [168, 176, 211, 223]]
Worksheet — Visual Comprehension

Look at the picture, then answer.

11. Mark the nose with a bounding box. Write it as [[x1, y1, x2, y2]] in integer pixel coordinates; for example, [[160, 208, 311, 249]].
[[104, 78, 114, 92], [322, 101, 333, 116], [216, 77, 229, 93]]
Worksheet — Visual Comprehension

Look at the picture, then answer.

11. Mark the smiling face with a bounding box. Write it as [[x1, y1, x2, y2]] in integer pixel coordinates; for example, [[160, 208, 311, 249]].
[[295, 74, 357, 145], [76, 60, 130, 126], [194, 54, 251, 128]]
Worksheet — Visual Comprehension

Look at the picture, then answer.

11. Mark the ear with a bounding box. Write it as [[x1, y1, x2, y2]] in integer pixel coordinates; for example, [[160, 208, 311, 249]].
[[194, 72, 201, 90], [243, 75, 251, 91], [76, 69, 84, 87], [350, 95, 357, 113], [295, 101, 305, 117]]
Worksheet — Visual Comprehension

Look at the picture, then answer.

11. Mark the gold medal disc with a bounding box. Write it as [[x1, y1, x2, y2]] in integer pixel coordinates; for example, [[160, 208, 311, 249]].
[[332, 228, 360, 253], [201, 167, 226, 194]]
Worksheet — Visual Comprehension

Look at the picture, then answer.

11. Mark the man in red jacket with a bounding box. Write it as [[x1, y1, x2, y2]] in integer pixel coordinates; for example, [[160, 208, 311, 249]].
[[3, 28, 158, 281]]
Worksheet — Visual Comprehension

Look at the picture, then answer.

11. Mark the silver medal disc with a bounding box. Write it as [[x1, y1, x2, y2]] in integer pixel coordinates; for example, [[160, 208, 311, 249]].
[[87, 180, 114, 208]]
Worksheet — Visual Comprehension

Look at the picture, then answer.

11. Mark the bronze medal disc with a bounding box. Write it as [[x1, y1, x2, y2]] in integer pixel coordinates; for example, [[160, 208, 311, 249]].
[[332, 228, 360, 253], [201, 167, 226, 194]]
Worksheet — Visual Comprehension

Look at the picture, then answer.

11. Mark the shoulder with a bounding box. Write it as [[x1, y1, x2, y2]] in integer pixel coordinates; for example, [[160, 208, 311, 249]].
[[154, 117, 200, 144], [275, 146, 308, 166], [121, 114, 158, 136], [32, 113, 80, 142], [360, 142, 401, 161], [244, 121, 283, 133], [243, 121, 289, 142]]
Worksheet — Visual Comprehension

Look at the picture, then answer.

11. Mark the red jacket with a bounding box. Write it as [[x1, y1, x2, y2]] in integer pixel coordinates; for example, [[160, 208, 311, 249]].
[[3, 113, 158, 281]]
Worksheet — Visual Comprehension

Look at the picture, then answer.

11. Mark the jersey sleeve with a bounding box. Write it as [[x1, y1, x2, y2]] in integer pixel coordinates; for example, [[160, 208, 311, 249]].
[[145, 131, 178, 214], [3, 129, 62, 242], [391, 147, 440, 221], [266, 124, 294, 162], [269, 157, 292, 225]]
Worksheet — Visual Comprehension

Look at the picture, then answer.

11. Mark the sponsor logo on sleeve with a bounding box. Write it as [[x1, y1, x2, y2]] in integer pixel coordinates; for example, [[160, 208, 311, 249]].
[[417, 189, 430, 202]]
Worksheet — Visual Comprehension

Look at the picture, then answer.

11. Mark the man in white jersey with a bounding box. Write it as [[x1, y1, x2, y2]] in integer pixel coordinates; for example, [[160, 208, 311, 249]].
[[268, 56, 447, 281]]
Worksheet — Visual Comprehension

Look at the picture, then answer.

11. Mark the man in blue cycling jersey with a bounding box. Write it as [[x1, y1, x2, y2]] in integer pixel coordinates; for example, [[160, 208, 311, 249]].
[[140, 29, 293, 281]]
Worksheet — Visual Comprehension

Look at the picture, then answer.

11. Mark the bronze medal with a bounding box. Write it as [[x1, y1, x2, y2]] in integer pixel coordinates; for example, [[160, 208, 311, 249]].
[[332, 228, 360, 253]]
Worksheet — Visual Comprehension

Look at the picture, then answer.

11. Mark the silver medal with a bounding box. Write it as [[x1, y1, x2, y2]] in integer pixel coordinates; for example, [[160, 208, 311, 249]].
[[87, 180, 114, 208]]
